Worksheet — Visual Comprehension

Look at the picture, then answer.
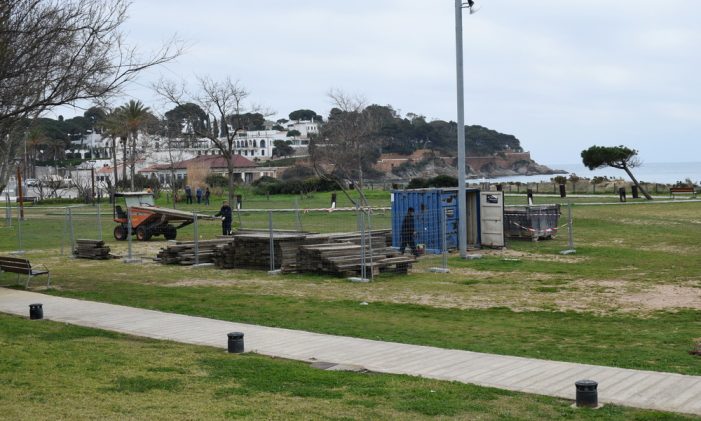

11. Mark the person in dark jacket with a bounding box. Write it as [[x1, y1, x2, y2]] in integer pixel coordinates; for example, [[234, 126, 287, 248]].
[[204, 187, 211, 205], [185, 185, 193, 204], [215, 201, 233, 235], [195, 186, 203, 204], [400, 207, 418, 256]]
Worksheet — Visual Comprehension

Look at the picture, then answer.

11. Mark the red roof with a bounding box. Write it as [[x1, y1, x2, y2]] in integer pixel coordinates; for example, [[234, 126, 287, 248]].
[[139, 154, 256, 173]]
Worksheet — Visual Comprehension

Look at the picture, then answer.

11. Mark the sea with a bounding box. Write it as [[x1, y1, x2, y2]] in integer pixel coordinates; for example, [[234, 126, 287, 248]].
[[477, 161, 701, 185]]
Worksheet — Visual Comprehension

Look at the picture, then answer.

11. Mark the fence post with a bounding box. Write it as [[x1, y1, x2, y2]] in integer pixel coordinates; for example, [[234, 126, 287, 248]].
[[15, 205, 24, 254], [268, 210, 276, 273], [68, 207, 75, 253], [366, 207, 374, 281], [295, 198, 303, 232], [193, 211, 199, 265], [126, 208, 133, 261], [4, 193, 11, 227], [61, 207, 68, 256], [429, 208, 450, 273], [356, 204, 367, 281], [560, 203, 576, 255], [97, 202, 103, 241]]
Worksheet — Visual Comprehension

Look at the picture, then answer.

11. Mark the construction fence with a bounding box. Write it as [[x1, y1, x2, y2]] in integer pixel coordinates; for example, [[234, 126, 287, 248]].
[[1, 201, 576, 281]]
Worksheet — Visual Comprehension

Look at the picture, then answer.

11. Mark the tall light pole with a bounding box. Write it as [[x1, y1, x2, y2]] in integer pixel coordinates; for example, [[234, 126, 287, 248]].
[[455, 0, 475, 258]]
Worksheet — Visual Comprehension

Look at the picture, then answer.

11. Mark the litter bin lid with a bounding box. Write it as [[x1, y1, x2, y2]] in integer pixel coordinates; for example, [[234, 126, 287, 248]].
[[227, 332, 244, 338], [575, 380, 598, 388]]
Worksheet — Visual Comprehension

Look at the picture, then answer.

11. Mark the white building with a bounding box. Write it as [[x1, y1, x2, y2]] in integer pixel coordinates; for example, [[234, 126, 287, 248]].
[[284, 119, 320, 146]]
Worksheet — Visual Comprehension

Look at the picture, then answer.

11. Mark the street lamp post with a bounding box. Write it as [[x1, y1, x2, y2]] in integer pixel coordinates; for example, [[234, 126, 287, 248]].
[[454, 0, 475, 258]]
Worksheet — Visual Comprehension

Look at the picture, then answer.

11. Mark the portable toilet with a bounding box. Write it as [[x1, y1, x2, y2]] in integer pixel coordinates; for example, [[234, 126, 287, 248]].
[[391, 188, 482, 253]]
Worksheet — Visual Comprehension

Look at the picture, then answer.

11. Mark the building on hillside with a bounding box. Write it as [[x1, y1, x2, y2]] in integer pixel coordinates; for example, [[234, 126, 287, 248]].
[[68, 132, 113, 160], [374, 149, 451, 173], [138, 154, 280, 186], [231, 130, 283, 159], [284, 119, 320, 146]]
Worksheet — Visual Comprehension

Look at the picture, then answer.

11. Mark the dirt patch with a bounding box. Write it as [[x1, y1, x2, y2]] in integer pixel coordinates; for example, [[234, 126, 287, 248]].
[[618, 284, 701, 311], [493, 248, 586, 263]]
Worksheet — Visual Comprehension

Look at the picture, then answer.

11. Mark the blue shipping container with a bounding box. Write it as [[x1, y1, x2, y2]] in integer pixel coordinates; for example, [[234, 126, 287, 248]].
[[391, 188, 481, 254]]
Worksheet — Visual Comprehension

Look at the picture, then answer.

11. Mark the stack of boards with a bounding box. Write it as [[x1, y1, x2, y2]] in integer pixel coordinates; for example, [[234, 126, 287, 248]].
[[215, 232, 307, 271], [154, 239, 233, 265], [208, 230, 414, 276], [73, 239, 114, 260]]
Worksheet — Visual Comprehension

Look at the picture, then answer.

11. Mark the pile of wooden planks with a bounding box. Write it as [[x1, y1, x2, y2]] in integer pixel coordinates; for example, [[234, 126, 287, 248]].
[[212, 242, 236, 269], [155, 239, 232, 265], [297, 241, 414, 276], [210, 229, 414, 276], [73, 239, 113, 260], [219, 233, 308, 271]]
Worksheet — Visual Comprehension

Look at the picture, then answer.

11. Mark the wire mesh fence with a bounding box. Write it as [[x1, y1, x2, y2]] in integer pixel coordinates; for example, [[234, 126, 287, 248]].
[[0, 191, 581, 281]]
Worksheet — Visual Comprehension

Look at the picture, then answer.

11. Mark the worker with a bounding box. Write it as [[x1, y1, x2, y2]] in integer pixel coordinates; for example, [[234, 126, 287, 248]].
[[196, 186, 203, 204], [204, 187, 211, 205], [185, 185, 193, 204], [215, 200, 233, 235], [399, 207, 419, 257]]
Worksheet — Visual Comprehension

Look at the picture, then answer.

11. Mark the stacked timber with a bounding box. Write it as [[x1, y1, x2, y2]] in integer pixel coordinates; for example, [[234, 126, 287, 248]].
[[73, 239, 113, 260], [297, 241, 414, 276], [212, 242, 236, 269], [155, 239, 232, 265], [232, 232, 308, 271]]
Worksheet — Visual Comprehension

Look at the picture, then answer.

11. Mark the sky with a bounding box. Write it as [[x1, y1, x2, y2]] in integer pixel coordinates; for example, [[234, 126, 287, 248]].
[[55, 0, 701, 165]]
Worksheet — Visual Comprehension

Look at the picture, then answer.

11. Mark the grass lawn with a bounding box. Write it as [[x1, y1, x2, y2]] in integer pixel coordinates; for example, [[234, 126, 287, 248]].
[[0, 313, 695, 420], [1, 197, 699, 376]]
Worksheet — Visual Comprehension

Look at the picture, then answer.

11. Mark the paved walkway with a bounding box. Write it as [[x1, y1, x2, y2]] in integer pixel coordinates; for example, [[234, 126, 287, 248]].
[[1, 288, 699, 416]]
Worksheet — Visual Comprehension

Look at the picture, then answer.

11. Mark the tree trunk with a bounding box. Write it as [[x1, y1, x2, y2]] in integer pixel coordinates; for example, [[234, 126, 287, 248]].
[[129, 134, 136, 191], [121, 139, 127, 189], [227, 155, 234, 205], [623, 165, 653, 200], [111, 136, 118, 200]]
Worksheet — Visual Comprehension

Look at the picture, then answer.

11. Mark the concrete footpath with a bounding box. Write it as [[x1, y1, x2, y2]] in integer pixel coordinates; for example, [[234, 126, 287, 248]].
[[1, 288, 699, 416]]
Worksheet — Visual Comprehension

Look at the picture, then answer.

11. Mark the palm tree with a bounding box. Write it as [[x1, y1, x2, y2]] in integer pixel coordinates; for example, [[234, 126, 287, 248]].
[[101, 109, 129, 195], [117, 100, 150, 191], [25, 127, 46, 178]]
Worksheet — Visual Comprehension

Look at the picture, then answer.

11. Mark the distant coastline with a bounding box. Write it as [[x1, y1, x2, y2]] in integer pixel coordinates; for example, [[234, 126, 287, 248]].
[[479, 162, 701, 185]]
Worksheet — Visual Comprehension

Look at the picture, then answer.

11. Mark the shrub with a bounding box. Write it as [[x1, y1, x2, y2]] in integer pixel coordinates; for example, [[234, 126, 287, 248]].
[[407, 178, 428, 189], [205, 173, 229, 188]]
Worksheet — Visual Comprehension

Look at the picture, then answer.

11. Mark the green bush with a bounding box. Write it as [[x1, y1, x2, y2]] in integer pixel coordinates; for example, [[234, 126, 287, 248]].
[[205, 174, 229, 188]]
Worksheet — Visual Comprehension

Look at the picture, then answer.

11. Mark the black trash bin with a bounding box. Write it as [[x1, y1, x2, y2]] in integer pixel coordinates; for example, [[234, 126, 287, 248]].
[[29, 303, 43, 320], [575, 379, 598, 408], [227, 332, 244, 353]]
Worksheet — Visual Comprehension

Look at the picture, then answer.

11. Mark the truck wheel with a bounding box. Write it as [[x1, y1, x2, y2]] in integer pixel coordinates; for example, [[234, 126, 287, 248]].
[[114, 225, 127, 241], [164, 225, 177, 240], [136, 226, 152, 241]]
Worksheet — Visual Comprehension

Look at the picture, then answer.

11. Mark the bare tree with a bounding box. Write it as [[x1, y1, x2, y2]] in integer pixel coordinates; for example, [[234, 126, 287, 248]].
[[309, 90, 383, 207], [0, 0, 182, 194], [155, 77, 269, 203]]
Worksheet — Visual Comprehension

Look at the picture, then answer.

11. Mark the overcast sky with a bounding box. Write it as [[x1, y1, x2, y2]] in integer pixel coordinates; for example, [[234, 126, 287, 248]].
[[57, 0, 701, 165]]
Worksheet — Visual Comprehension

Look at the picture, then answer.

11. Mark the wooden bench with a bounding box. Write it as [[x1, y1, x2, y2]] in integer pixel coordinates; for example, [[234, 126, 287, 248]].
[[670, 187, 697, 199], [0, 256, 50, 288]]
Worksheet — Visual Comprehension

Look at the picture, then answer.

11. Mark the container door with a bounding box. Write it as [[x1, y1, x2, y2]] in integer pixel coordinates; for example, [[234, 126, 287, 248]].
[[479, 191, 504, 247]]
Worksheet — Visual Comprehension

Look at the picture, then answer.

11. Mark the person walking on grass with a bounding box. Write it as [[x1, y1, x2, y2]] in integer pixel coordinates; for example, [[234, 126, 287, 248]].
[[204, 187, 210, 205], [215, 200, 233, 235], [196, 186, 203, 204], [400, 207, 419, 257]]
